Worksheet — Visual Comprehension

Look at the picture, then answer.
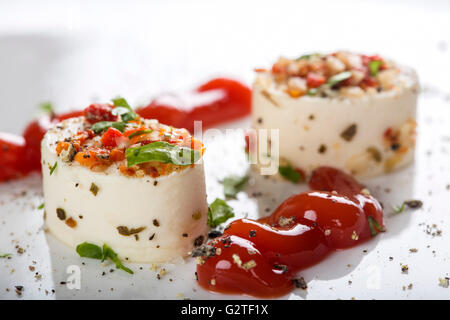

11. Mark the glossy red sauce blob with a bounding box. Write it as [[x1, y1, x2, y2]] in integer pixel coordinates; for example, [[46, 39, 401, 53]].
[[196, 167, 384, 298], [196, 235, 294, 298], [268, 192, 366, 249], [136, 78, 251, 132], [225, 218, 330, 269]]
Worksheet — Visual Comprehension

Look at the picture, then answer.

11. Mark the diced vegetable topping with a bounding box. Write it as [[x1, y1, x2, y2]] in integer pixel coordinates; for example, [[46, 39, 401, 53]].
[[55, 98, 204, 178], [260, 51, 395, 98], [208, 198, 235, 228], [278, 164, 304, 183], [222, 175, 249, 199]]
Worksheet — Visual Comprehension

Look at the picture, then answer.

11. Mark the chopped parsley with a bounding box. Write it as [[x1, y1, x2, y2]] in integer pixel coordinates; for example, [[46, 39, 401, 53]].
[[295, 53, 321, 61], [328, 71, 352, 87], [37, 203, 45, 210], [76, 242, 133, 274], [126, 141, 200, 167], [39, 102, 54, 115], [278, 164, 303, 183], [306, 88, 319, 96], [89, 183, 99, 196], [369, 60, 382, 77], [128, 129, 153, 139], [208, 198, 235, 228], [393, 203, 406, 214], [0, 253, 11, 258], [49, 162, 57, 175], [91, 121, 126, 134], [368, 216, 384, 236], [393, 200, 423, 213], [223, 175, 249, 199], [76, 242, 103, 259]]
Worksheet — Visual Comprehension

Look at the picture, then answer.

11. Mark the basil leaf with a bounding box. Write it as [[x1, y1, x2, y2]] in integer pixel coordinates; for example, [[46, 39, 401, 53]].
[[208, 198, 235, 228], [91, 121, 125, 134], [223, 175, 249, 199], [126, 141, 200, 167], [279, 165, 303, 183], [128, 129, 153, 140], [368, 216, 384, 237], [76, 242, 103, 259], [0, 253, 11, 258], [102, 244, 133, 274], [369, 60, 382, 77], [111, 97, 137, 122], [328, 71, 352, 87]]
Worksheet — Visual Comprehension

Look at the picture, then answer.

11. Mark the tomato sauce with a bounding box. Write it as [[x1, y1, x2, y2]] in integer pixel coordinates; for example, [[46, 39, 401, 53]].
[[196, 167, 384, 298], [135, 78, 251, 132]]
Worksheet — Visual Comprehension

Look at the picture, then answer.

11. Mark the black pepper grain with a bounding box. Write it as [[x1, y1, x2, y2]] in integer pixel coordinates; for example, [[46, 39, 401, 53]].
[[56, 208, 66, 220]]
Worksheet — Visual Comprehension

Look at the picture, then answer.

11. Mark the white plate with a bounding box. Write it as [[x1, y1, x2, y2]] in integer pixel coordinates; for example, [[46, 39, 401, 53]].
[[1, 103, 450, 300], [1, 2, 450, 299]]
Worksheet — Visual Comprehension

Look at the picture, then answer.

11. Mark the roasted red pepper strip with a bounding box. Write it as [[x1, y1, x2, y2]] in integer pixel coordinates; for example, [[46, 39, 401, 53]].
[[136, 78, 251, 132]]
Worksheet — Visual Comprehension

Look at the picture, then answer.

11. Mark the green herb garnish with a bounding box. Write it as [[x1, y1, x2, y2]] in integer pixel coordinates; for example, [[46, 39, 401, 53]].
[[37, 203, 45, 210], [76, 242, 133, 274], [102, 244, 133, 274], [89, 183, 99, 196], [328, 71, 352, 87], [223, 175, 249, 199], [0, 253, 11, 258], [306, 88, 319, 96], [368, 216, 384, 236], [278, 165, 303, 183], [49, 162, 57, 175], [39, 102, 54, 115], [126, 141, 200, 167], [91, 121, 126, 134], [296, 53, 321, 61], [368, 60, 382, 77], [111, 97, 137, 122], [393, 203, 406, 214], [128, 129, 153, 139], [208, 198, 235, 228], [76, 242, 103, 259]]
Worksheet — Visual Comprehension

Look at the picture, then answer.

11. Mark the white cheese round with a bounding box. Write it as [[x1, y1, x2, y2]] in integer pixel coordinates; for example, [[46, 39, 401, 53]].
[[42, 117, 208, 263], [251, 67, 419, 177]]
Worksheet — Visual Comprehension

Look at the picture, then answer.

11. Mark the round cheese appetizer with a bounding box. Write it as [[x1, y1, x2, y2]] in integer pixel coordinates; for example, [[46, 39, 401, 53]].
[[252, 51, 419, 179], [41, 101, 208, 263]]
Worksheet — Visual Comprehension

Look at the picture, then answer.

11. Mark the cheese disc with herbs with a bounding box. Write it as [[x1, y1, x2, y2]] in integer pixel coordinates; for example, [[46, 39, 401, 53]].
[[41, 103, 208, 263], [251, 51, 419, 179]]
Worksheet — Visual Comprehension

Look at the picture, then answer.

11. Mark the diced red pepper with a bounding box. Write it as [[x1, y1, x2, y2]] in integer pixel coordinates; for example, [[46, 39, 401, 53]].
[[84, 103, 117, 124], [306, 72, 326, 88], [101, 127, 124, 148]]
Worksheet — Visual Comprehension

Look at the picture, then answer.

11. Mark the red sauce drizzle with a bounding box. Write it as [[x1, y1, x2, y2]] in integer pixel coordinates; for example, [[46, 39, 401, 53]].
[[196, 167, 384, 298]]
